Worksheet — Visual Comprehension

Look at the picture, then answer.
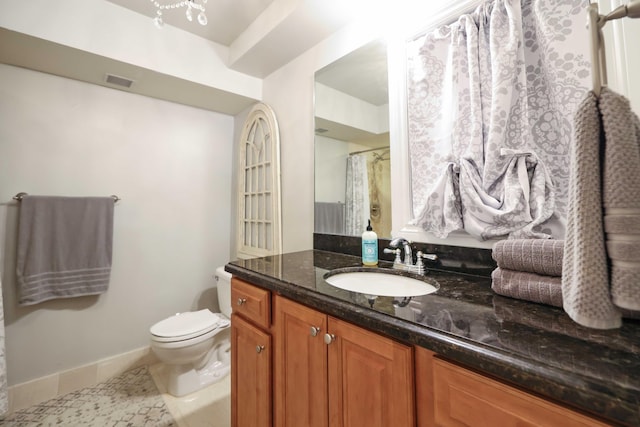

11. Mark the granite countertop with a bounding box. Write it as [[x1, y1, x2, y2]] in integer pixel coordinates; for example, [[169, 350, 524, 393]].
[[226, 249, 640, 426]]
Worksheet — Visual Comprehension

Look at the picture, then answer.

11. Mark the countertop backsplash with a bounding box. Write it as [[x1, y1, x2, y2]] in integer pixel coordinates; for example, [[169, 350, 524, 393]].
[[313, 233, 497, 277]]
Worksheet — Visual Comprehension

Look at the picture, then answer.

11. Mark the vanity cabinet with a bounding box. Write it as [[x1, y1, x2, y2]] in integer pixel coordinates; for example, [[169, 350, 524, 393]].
[[231, 278, 272, 427], [415, 347, 611, 427], [232, 276, 613, 427], [274, 295, 415, 427]]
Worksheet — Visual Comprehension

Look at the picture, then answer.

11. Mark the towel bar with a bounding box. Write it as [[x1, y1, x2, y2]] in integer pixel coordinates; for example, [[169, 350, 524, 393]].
[[588, 0, 640, 96], [13, 193, 120, 202]]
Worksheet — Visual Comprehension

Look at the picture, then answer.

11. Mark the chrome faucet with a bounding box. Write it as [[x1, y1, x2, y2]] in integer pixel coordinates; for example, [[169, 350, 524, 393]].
[[388, 237, 413, 267], [385, 237, 438, 275]]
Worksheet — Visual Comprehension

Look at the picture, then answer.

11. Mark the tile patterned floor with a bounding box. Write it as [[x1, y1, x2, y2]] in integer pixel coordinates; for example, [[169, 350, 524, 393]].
[[0, 366, 176, 427]]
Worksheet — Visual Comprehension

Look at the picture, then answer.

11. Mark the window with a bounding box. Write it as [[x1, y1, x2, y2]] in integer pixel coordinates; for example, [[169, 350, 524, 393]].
[[237, 103, 282, 259]]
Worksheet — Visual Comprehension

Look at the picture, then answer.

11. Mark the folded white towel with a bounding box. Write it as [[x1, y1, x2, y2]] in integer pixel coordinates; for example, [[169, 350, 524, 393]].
[[16, 196, 114, 306]]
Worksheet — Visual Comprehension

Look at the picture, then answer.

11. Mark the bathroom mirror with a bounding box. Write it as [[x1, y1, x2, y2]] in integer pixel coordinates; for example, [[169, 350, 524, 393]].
[[314, 39, 391, 238]]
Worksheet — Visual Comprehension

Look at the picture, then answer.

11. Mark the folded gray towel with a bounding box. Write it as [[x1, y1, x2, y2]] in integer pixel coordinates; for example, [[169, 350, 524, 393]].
[[601, 88, 640, 312], [492, 239, 563, 277], [16, 196, 114, 306], [491, 267, 563, 308]]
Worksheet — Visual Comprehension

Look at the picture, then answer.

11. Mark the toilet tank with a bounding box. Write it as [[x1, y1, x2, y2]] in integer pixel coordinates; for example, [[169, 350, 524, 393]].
[[215, 266, 232, 318]]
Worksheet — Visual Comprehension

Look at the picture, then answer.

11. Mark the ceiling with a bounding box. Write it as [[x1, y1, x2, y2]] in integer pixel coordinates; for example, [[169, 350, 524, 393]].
[[106, 0, 275, 46], [0, 0, 365, 115]]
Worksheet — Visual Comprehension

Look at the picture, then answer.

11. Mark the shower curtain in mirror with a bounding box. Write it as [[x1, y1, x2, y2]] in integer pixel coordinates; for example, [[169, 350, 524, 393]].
[[345, 153, 371, 236], [407, 0, 590, 240]]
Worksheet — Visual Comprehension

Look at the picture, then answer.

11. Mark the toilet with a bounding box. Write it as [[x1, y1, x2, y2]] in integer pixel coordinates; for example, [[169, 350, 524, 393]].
[[150, 266, 232, 397]]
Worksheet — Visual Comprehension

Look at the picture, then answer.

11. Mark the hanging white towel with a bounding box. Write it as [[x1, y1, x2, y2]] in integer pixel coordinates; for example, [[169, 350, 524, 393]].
[[16, 196, 114, 306]]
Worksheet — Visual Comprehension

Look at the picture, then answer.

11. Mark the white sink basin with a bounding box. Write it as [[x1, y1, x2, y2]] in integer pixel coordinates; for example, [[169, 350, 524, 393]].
[[324, 270, 439, 297]]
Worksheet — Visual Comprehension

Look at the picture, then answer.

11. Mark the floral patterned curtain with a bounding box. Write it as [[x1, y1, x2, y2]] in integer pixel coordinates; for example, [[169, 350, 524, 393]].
[[407, 0, 590, 240]]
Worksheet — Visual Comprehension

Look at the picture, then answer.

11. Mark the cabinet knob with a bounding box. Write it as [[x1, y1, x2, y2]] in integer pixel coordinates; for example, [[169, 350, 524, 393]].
[[237, 297, 247, 306], [324, 333, 336, 345], [256, 345, 265, 354], [310, 326, 321, 337]]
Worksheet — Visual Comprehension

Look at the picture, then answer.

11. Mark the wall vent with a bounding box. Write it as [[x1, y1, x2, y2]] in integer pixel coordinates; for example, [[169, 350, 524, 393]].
[[104, 74, 134, 88]]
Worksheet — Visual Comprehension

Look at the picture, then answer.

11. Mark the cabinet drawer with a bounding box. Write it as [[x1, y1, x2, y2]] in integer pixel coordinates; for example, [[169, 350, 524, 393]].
[[231, 277, 271, 329], [433, 358, 609, 427]]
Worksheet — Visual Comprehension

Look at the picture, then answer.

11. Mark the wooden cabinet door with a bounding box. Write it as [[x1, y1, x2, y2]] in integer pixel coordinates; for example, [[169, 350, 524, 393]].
[[274, 296, 328, 427], [432, 358, 610, 427], [327, 316, 415, 427], [415, 346, 436, 427], [231, 313, 272, 427]]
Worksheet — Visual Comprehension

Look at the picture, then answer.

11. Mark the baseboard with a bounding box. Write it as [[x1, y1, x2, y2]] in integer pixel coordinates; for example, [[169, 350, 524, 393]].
[[7, 346, 159, 414]]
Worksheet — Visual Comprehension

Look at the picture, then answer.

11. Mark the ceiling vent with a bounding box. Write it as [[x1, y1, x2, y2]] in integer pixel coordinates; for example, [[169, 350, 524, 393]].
[[104, 73, 134, 89]]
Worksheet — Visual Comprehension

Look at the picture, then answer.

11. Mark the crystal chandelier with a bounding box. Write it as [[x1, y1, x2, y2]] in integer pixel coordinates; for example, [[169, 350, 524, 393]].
[[149, 0, 208, 29]]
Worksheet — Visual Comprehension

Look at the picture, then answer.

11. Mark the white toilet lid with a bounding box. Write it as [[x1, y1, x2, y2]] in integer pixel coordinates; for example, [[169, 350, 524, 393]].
[[150, 309, 220, 339]]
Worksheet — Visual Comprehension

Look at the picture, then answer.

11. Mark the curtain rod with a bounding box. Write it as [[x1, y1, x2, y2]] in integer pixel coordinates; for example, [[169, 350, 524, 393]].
[[13, 192, 120, 202], [349, 147, 390, 156], [409, 0, 483, 41]]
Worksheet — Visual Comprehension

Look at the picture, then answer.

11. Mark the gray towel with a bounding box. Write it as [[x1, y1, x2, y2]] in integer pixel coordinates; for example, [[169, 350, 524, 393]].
[[491, 267, 563, 308], [16, 196, 114, 306], [562, 91, 621, 329], [314, 202, 345, 234], [601, 88, 640, 311], [492, 239, 563, 277]]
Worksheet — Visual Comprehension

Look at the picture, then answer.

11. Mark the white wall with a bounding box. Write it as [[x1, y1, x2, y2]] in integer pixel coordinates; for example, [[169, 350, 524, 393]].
[[600, 0, 640, 113], [261, 57, 315, 252], [314, 83, 389, 134], [0, 64, 234, 385]]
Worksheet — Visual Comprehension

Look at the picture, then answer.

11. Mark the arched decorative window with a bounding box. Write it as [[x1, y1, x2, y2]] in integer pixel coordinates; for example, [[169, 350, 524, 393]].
[[236, 103, 282, 259]]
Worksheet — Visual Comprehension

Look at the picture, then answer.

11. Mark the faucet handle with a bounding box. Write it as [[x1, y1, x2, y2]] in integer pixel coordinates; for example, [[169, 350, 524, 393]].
[[415, 251, 438, 275], [417, 252, 438, 262], [384, 248, 402, 265]]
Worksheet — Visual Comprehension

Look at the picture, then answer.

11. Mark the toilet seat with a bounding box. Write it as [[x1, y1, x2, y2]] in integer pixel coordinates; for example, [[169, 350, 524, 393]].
[[150, 309, 228, 343]]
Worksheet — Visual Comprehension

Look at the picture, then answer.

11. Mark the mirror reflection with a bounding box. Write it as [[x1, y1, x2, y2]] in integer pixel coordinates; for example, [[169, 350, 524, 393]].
[[314, 39, 391, 238]]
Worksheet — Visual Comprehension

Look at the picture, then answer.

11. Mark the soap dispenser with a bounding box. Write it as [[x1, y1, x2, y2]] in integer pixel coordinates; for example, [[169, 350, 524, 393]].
[[362, 219, 378, 266]]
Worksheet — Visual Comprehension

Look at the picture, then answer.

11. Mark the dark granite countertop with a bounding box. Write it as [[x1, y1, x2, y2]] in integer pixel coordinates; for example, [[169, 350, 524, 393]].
[[226, 249, 640, 427]]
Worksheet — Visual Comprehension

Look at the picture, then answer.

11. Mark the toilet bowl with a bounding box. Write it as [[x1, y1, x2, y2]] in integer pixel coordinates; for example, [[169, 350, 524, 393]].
[[150, 266, 233, 397]]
